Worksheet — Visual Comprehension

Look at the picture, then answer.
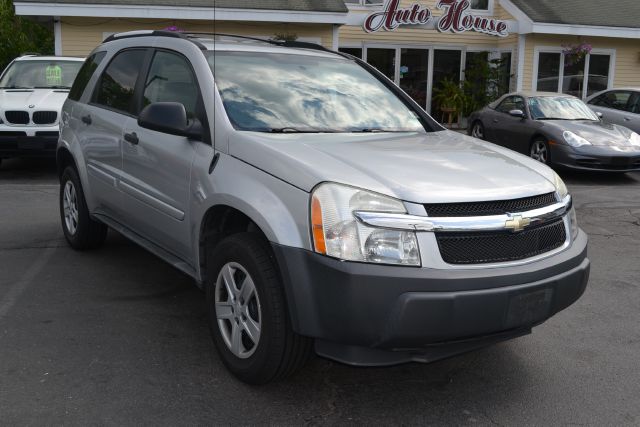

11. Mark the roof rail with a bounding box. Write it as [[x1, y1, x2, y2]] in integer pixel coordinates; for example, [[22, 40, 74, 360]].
[[183, 33, 350, 58], [102, 30, 206, 50]]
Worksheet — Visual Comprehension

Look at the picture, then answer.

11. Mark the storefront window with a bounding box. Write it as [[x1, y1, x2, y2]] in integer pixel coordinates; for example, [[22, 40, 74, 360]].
[[537, 52, 561, 92], [562, 53, 586, 98], [400, 48, 429, 109], [339, 47, 363, 59], [587, 54, 611, 97], [367, 48, 395, 80], [536, 51, 612, 99], [469, 0, 490, 10], [432, 49, 462, 116]]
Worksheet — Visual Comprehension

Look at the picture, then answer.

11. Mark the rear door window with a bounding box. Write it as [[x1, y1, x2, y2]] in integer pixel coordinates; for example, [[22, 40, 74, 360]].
[[68, 52, 106, 102], [93, 49, 147, 115], [590, 90, 632, 111]]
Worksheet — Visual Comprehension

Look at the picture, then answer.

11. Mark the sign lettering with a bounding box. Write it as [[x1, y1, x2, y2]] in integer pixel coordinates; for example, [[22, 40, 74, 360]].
[[363, 0, 509, 38]]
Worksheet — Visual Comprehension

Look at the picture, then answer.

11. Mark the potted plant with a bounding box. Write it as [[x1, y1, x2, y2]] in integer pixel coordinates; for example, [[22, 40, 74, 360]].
[[432, 78, 465, 128]]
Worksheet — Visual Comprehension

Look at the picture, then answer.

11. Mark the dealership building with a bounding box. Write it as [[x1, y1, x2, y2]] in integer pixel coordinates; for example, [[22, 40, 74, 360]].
[[14, 0, 640, 114]]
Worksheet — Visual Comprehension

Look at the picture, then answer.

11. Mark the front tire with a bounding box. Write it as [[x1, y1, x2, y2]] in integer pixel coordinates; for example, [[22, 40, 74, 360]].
[[530, 138, 550, 164], [206, 232, 312, 384], [59, 166, 108, 250]]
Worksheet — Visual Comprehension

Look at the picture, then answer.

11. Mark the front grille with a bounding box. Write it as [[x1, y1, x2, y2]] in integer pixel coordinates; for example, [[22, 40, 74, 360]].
[[424, 192, 557, 217], [33, 111, 57, 125], [0, 131, 27, 136], [4, 111, 30, 125], [436, 220, 567, 265]]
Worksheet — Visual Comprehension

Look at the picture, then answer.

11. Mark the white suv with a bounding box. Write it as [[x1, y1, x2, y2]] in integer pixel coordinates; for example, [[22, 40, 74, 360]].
[[0, 55, 84, 167]]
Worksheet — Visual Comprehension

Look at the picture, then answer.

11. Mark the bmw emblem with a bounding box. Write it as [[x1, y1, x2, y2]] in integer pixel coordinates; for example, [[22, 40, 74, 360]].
[[28, 104, 35, 109]]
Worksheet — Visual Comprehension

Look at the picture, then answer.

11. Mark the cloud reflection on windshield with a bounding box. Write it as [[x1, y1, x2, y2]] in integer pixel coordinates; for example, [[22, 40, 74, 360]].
[[208, 52, 424, 132]]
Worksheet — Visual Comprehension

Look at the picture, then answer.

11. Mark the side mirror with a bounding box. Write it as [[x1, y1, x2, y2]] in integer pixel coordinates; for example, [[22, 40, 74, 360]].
[[509, 109, 526, 119], [595, 111, 603, 118], [138, 102, 203, 140]]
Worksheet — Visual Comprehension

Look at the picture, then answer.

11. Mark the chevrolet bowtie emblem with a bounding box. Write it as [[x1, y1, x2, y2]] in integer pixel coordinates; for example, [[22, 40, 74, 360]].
[[505, 215, 531, 232]]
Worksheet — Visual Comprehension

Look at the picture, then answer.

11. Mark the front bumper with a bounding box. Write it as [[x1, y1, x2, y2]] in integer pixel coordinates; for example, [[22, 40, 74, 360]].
[[273, 229, 589, 366], [0, 125, 59, 158], [551, 143, 640, 172]]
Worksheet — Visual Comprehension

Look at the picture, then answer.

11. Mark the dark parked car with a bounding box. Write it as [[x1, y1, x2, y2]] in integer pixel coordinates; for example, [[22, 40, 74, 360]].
[[468, 92, 640, 172]]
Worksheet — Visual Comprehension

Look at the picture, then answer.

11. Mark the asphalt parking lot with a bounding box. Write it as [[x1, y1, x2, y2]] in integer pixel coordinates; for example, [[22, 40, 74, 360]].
[[1, 158, 639, 426]]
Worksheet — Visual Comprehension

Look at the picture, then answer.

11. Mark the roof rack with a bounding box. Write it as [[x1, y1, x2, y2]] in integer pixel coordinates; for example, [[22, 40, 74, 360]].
[[184, 33, 349, 58], [103, 30, 207, 50], [101, 31, 350, 58]]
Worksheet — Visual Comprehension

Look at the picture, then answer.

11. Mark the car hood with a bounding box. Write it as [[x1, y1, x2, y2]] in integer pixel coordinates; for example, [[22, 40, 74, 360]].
[[229, 130, 558, 204], [0, 89, 69, 112], [544, 120, 636, 147]]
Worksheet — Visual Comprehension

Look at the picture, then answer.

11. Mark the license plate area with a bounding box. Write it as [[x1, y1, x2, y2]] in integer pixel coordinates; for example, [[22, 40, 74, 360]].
[[506, 288, 553, 328], [17, 138, 45, 150]]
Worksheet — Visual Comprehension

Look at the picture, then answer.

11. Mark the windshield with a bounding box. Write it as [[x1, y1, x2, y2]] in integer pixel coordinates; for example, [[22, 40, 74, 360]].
[[0, 60, 83, 89], [528, 96, 599, 121], [207, 52, 425, 133]]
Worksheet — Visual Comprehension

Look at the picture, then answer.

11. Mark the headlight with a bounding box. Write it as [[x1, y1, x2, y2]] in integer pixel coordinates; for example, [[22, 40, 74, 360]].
[[552, 172, 568, 199], [552, 172, 578, 240], [311, 183, 420, 266], [563, 131, 591, 148], [629, 132, 640, 147]]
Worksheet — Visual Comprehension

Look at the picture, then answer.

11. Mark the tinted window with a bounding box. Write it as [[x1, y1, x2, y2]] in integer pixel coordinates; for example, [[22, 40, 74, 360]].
[[496, 96, 524, 114], [590, 90, 632, 111], [94, 49, 146, 114], [68, 52, 106, 101], [628, 92, 640, 114], [143, 51, 199, 119]]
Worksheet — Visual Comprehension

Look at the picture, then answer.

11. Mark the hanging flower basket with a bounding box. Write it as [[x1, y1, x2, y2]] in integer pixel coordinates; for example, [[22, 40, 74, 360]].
[[562, 43, 592, 67]]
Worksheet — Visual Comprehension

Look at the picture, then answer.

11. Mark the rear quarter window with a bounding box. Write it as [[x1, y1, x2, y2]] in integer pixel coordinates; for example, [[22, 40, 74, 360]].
[[68, 52, 106, 102]]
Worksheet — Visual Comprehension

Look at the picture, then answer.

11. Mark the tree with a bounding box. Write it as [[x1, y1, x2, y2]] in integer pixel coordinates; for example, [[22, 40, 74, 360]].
[[0, 0, 53, 70]]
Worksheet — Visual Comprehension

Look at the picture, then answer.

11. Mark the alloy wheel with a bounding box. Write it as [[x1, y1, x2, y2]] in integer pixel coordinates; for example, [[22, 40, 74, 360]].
[[530, 141, 549, 164], [215, 262, 262, 359], [472, 122, 484, 139], [63, 181, 79, 235]]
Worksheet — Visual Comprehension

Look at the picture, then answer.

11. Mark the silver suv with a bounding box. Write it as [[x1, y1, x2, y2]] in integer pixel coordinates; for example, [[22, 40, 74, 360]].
[[58, 31, 590, 384]]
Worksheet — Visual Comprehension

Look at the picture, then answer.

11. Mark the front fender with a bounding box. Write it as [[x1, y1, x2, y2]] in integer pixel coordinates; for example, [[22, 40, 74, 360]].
[[190, 148, 312, 280]]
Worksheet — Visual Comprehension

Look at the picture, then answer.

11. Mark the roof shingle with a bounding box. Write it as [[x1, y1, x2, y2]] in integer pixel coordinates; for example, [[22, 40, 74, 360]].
[[509, 0, 640, 29]]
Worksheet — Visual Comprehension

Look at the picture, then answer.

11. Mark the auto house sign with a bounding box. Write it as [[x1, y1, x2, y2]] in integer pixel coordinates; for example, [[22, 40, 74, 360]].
[[364, 0, 509, 37]]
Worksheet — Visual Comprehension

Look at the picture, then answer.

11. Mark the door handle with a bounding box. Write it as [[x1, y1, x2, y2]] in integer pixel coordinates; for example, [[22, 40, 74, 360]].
[[81, 115, 92, 125], [624, 117, 631, 121], [124, 132, 139, 145], [492, 119, 499, 123]]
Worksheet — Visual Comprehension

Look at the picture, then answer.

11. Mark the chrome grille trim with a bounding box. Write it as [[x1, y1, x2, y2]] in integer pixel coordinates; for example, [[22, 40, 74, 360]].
[[354, 195, 571, 233]]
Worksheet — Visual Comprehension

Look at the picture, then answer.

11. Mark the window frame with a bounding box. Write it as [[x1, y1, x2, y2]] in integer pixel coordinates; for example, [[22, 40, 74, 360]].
[[90, 47, 152, 118], [532, 46, 616, 100], [68, 51, 107, 102], [138, 48, 210, 144]]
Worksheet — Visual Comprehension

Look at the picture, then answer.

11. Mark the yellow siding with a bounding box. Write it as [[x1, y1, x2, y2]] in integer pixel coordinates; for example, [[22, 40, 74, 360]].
[[522, 33, 640, 91], [60, 17, 334, 57]]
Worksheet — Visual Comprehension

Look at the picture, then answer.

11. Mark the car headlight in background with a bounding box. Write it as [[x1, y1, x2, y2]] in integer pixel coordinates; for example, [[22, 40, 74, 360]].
[[563, 131, 591, 148], [629, 132, 640, 147], [311, 183, 420, 266]]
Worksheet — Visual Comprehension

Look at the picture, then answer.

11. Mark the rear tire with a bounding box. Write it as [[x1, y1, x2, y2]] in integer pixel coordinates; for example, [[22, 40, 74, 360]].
[[530, 138, 550, 165], [206, 232, 312, 385], [59, 166, 108, 250], [471, 121, 485, 140]]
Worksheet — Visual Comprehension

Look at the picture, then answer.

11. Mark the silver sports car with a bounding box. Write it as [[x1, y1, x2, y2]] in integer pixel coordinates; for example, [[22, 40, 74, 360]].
[[468, 92, 640, 172]]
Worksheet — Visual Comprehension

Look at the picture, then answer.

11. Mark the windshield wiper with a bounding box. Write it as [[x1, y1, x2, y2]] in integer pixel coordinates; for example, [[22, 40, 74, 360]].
[[268, 127, 337, 133], [35, 85, 71, 89]]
